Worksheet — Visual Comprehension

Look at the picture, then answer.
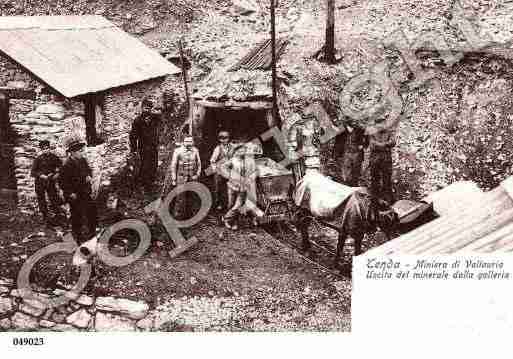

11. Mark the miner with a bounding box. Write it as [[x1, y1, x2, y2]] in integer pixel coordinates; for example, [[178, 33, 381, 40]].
[[170, 136, 202, 219], [367, 116, 396, 205], [340, 122, 368, 186], [31, 140, 65, 224], [221, 143, 264, 230], [59, 139, 97, 244], [209, 130, 234, 211], [129, 98, 161, 193]]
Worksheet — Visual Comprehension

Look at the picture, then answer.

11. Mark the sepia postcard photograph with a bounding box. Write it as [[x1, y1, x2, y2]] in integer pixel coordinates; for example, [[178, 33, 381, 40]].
[[0, 0, 512, 342]]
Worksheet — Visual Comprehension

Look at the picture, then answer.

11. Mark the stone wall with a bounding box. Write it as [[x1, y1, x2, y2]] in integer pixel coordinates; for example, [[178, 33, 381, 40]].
[[0, 54, 175, 212], [0, 277, 151, 332], [99, 77, 165, 184]]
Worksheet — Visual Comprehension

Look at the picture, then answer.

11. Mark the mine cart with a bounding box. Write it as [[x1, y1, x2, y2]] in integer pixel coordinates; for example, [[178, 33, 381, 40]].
[[255, 157, 295, 223]]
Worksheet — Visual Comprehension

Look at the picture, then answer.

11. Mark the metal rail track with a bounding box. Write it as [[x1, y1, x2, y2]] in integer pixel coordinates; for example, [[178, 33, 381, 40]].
[[262, 221, 351, 279]]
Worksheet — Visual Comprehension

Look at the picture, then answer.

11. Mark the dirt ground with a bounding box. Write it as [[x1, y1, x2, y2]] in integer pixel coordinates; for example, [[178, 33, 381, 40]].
[[0, 189, 352, 331]]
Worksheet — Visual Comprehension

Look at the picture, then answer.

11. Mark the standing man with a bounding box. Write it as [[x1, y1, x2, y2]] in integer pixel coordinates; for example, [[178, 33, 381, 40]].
[[170, 136, 201, 219], [31, 140, 65, 224], [210, 130, 234, 211], [59, 139, 97, 244], [340, 123, 368, 186], [288, 113, 322, 182], [129, 98, 161, 193], [367, 117, 396, 205], [221, 143, 264, 230]]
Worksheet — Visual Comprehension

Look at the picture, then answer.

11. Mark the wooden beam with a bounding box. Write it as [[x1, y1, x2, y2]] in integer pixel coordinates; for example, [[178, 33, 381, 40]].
[[0, 94, 8, 142], [0, 87, 36, 100], [178, 39, 192, 136], [194, 99, 273, 109]]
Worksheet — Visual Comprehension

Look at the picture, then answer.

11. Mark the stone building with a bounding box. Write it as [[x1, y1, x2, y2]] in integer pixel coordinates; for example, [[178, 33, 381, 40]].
[[0, 15, 180, 211]]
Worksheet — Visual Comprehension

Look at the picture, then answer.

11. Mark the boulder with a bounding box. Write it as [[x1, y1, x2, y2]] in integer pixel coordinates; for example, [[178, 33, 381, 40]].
[[0, 318, 12, 330], [138, 14, 157, 33], [76, 295, 94, 306], [20, 303, 45, 317], [51, 311, 67, 324], [0, 298, 13, 316], [96, 297, 149, 320], [39, 320, 56, 329], [95, 312, 135, 331], [11, 312, 39, 330], [136, 316, 154, 331], [66, 309, 92, 329], [19, 298, 47, 317], [35, 103, 66, 121], [231, 0, 258, 16]]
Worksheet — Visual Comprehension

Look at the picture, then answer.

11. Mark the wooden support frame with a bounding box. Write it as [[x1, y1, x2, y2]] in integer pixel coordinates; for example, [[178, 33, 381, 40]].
[[193, 99, 273, 110]]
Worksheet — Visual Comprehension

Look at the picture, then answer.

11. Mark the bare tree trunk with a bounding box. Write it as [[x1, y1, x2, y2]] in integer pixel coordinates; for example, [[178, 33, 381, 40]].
[[325, 0, 336, 63], [270, 0, 279, 126]]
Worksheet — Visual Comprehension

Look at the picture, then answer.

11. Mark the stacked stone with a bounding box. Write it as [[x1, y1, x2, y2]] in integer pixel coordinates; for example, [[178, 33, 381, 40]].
[[101, 78, 164, 182], [0, 58, 38, 88], [0, 277, 150, 332], [11, 103, 70, 211]]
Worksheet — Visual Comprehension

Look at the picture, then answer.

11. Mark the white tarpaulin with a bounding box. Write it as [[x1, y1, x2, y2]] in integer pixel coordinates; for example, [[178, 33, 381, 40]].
[[293, 171, 360, 218]]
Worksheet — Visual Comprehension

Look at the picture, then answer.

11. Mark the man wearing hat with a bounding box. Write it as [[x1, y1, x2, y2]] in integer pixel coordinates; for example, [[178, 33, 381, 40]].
[[221, 142, 264, 230], [59, 139, 98, 244], [31, 140, 65, 224], [209, 130, 234, 210], [170, 136, 202, 219], [129, 98, 161, 193], [366, 114, 396, 205]]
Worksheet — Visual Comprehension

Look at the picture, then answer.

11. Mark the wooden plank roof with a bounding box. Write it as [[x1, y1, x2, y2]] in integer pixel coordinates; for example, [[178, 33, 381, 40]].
[[0, 15, 181, 98], [228, 37, 289, 72], [364, 177, 513, 256]]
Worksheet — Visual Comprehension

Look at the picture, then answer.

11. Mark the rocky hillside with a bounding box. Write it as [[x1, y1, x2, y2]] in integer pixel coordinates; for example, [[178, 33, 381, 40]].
[[2, 0, 513, 197]]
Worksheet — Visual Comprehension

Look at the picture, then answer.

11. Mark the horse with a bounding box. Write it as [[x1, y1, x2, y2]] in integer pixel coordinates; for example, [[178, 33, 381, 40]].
[[292, 176, 399, 266]]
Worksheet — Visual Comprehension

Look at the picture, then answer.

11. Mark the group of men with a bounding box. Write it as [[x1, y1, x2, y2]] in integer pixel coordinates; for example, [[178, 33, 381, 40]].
[[31, 138, 97, 244], [168, 130, 264, 230], [31, 98, 161, 245], [334, 116, 396, 204], [31, 95, 396, 245]]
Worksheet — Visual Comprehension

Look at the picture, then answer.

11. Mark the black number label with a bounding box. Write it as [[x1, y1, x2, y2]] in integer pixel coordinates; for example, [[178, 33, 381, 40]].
[[12, 337, 45, 346]]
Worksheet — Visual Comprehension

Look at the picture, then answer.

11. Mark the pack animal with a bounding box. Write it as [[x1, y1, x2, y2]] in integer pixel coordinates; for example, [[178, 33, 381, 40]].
[[294, 185, 399, 266]]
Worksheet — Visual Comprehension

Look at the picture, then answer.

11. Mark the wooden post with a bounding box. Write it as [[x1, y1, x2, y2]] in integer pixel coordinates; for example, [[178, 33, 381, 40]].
[[178, 39, 192, 136], [270, 0, 279, 127], [0, 93, 9, 143], [325, 0, 336, 63], [84, 94, 97, 146]]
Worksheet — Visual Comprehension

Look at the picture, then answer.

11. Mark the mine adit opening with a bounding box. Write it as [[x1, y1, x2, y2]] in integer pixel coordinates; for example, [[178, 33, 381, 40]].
[[199, 106, 284, 166]]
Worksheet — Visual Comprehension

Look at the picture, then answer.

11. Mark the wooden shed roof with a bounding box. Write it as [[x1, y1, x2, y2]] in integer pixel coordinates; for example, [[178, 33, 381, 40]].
[[0, 15, 180, 98], [364, 177, 513, 256]]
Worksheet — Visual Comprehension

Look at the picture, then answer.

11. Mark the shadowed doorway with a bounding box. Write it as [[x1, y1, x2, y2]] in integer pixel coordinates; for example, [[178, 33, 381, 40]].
[[0, 93, 17, 209], [200, 106, 282, 166]]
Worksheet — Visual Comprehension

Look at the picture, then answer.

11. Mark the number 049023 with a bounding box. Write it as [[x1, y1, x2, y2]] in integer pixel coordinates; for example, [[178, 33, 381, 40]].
[[12, 337, 44, 346]]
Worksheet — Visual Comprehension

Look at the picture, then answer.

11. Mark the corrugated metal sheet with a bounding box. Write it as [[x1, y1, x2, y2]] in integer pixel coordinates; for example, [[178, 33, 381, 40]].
[[364, 177, 513, 256], [228, 37, 288, 72], [0, 16, 180, 98]]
